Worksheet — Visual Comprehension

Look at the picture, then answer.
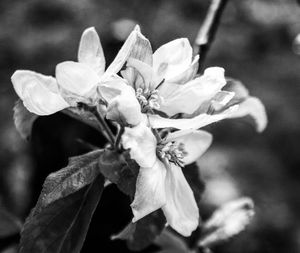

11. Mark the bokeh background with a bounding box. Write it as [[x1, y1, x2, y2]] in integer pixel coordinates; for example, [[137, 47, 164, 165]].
[[0, 0, 299, 252]]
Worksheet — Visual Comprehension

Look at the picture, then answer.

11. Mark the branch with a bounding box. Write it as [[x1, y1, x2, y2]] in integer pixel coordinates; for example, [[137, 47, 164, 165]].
[[194, 0, 229, 72]]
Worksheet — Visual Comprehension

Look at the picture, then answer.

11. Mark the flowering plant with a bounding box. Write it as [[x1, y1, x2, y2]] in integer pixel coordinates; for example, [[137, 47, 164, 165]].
[[11, 2, 267, 252]]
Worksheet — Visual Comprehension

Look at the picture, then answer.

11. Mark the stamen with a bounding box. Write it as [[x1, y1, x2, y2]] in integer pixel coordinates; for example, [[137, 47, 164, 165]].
[[156, 78, 165, 89], [157, 141, 187, 167], [136, 88, 162, 112]]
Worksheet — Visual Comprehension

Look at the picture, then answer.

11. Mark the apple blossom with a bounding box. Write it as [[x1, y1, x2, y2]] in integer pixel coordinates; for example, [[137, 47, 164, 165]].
[[98, 30, 265, 133], [11, 26, 140, 115], [122, 122, 213, 236]]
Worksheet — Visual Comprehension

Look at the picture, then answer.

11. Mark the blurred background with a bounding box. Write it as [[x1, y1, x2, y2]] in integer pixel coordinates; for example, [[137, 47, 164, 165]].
[[0, 0, 299, 252]]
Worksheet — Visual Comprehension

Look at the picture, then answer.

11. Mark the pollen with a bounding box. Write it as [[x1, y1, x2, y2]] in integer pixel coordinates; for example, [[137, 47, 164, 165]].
[[136, 88, 162, 113], [157, 141, 187, 167]]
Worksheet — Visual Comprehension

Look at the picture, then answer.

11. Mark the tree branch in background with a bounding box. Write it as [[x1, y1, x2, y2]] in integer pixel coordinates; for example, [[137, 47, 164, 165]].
[[194, 0, 229, 73]]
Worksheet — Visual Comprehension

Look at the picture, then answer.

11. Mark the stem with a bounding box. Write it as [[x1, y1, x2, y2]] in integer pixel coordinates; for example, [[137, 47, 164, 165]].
[[152, 128, 163, 143], [114, 125, 124, 150], [92, 108, 116, 145], [194, 0, 229, 72]]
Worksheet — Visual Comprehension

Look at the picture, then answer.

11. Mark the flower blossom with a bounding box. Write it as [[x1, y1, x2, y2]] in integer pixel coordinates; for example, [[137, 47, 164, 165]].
[[99, 29, 267, 132], [122, 122, 213, 236], [11, 26, 140, 115]]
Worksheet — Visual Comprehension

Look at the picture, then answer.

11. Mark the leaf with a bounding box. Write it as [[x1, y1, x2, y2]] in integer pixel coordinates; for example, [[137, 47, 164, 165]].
[[183, 162, 205, 208], [62, 106, 102, 132], [155, 229, 190, 253], [199, 197, 255, 248], [13, 99, 39, 140], [112, 209, 166, 251], [19, 150, 105, 253], [99, 150, 166, 250], [0, 205, 22, 238], [98, 149, 139, 197], [34, 149, 103, 213]]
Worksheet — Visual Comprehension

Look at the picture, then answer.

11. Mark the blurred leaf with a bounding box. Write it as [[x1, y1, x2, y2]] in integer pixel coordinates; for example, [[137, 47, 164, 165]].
[[155, 229, 190, 253], [19, 150, 105, 253], [0, 206, 22, 238], [98, 149, 139, 197], [183, 163, 205, 208], [112, 209, 166, 251], [199, 197, 255, 248], [13, 100, 39, 140]]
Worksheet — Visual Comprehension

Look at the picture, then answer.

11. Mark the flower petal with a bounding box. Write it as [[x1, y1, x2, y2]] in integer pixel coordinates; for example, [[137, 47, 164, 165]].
[[158, 67, 227, 116], [11, 70, 69, 115], [149, 105, 239, 130], [98, 75, 129, 103], [185, 90, 235, 117], [167, 130, 212, 165], [153, 38, 193, 81], [166, 54, 199, 84], [122, 123, 157, 167], [78, 27, 105, 76], [126, 58, 154, 91], [224, 78, 249, 102], [106, 86, 142, 126], [131, 159, 166, 222], [102, 26, 140, 81], [121, 28, 153, 88], [162, 163, 199, 236], [228, 97, 267, 132], [56, 61, 99, 97]]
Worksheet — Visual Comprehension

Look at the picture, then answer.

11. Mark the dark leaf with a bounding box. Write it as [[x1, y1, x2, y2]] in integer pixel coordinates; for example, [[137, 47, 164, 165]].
[[99, 150, 165, 250], [34, 149, 103, 213], [183, 162, 205, 208], [112, 210, 166, 251], [0, 205, 22, 238], [13, 99, 39, 140], [62, 107, 102, 133], [155, 229, 190, 253], [19, 150, 105, 253], [99, 149, 139, 197]]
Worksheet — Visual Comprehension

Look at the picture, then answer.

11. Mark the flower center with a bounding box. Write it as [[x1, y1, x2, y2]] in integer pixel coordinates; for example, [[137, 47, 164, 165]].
[[157, 141, 187, 167], [136, 88, 161, 113]]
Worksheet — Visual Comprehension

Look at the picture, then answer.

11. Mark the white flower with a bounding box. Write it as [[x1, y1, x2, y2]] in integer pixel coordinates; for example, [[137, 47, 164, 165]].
[[122, 123, 213, 236], [122, 38, 225, 117], [56, 26, 139, 104], [97, 31, 237, 129], [98, 28, 267, 132], [11, 71, 69, 115], [11, 26, 140, 115], [99, 65, 239, 130]]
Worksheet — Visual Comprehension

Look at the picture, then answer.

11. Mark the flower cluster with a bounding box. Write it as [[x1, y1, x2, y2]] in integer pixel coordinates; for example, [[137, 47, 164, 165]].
[[11, 26, 267, 236]]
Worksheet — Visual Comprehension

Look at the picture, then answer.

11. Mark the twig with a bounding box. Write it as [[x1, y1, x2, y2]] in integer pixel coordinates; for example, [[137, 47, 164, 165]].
[[92, 109, 116, 145], [194, 0, 229, 72]]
